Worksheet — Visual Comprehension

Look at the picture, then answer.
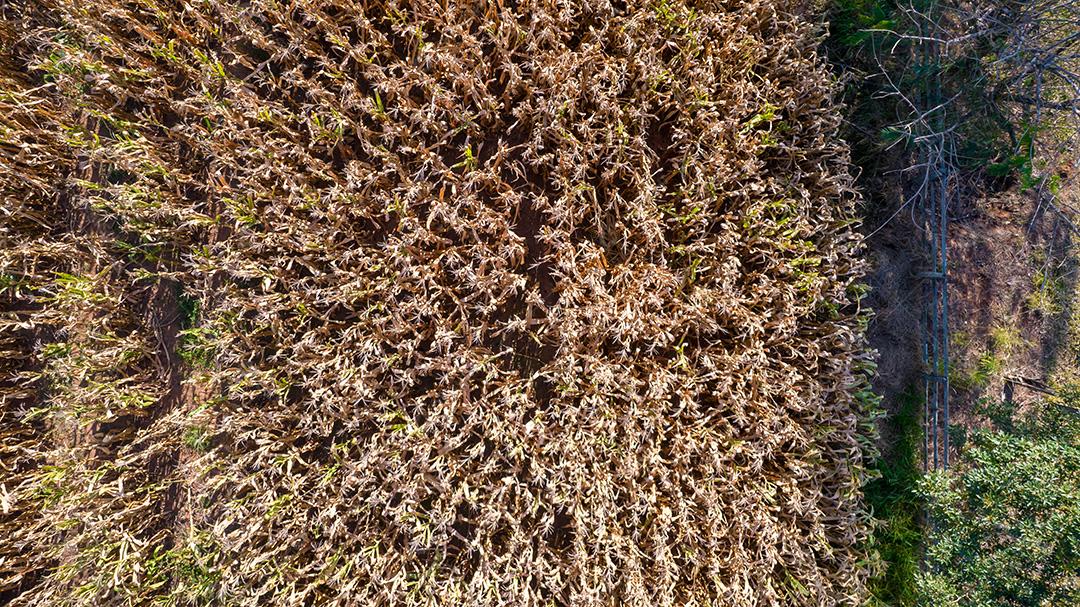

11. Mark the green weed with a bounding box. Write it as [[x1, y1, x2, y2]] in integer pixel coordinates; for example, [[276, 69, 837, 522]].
[[864, 392, 923, 607], [178, 327, 216, 368], [954, 352, 1003, 392], [178, 293, 200, 330], [1026, 268, 1065, 315], [989, 323, 1023, 354], [183, 425, 211, 453], [144, 536, 222, 605]]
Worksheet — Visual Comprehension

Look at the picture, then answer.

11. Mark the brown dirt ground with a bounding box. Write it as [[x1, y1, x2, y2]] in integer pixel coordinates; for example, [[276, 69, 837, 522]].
[[863, 214, 922, 433], [865, 164, 1080, 458], [948, 179, 1080, 427]]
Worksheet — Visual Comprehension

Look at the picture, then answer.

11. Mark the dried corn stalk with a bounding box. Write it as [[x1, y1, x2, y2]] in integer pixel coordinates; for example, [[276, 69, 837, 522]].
[[1, 1, 877, 605]]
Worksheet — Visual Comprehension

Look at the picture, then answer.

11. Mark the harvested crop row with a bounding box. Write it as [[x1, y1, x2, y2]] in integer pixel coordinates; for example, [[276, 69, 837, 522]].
[[0, 0, 877, 605]]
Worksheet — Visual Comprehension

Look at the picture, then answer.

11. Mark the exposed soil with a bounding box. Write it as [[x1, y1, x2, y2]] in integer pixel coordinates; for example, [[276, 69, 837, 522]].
[[865, 164, 1080, 459], [948, 180, 1080, 427], [863, 215, 923, 453]]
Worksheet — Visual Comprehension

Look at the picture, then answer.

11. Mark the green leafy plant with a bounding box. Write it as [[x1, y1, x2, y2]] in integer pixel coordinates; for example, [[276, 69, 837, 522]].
[[183, 425, 211, 453], [143, 535, 223, 606], [177, 326, 216, 368], [917, 396, 1080, 606]]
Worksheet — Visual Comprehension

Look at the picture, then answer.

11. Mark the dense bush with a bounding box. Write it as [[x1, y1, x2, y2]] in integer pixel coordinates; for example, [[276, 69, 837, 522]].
[[1, 1, 875, 605], [917, 397, 1080, 606]]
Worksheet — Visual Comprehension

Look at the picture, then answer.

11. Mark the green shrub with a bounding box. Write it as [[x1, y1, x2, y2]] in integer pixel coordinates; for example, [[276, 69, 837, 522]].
[[917, 396, 1080, 606]]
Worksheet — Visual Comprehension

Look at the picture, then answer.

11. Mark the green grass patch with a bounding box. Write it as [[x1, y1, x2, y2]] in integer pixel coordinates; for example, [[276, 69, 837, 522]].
[[865, 392, 923, 607], [953, 352, 1003, 392]]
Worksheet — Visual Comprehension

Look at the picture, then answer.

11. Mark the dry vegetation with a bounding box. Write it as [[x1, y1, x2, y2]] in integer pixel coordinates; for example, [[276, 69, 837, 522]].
[[1, 0, 876, 605]]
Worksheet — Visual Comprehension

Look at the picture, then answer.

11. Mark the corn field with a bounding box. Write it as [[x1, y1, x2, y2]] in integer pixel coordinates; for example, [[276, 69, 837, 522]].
[[1, 0, 877, 605]]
